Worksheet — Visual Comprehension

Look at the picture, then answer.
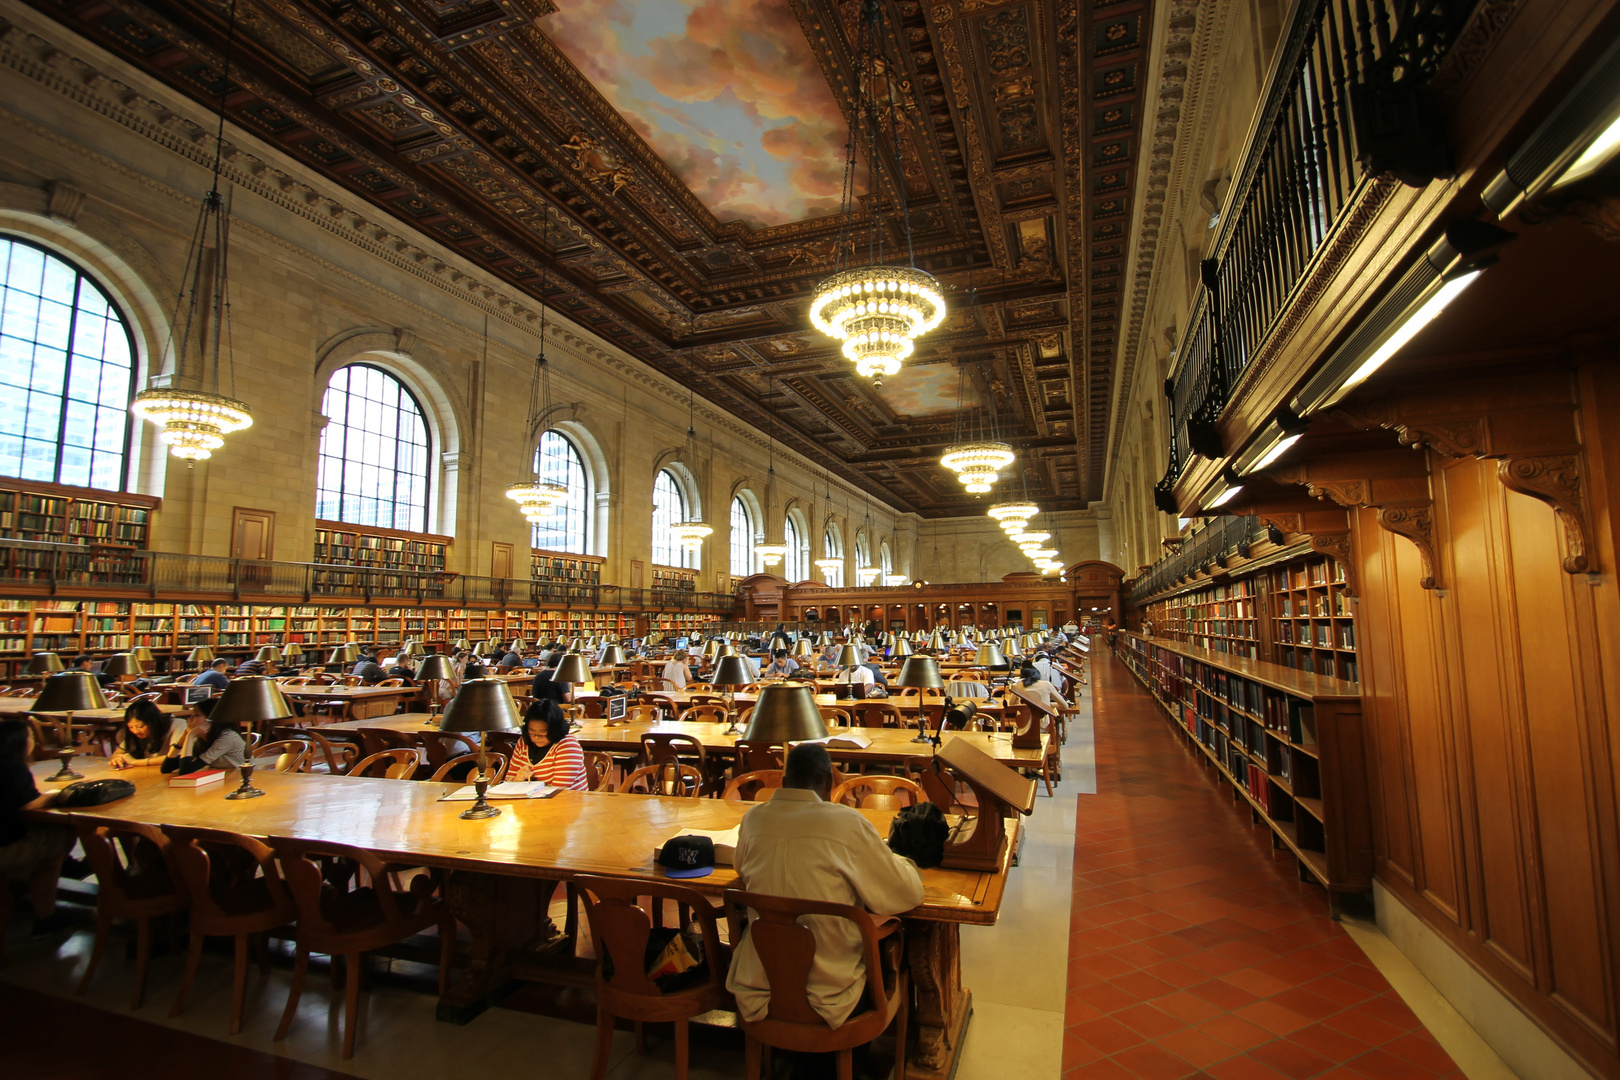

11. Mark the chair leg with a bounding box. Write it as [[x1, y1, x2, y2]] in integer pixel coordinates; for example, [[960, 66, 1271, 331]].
[[131, 916, 153, 1010], [894, 970, 909, 1080], [634, 1018, 647, 1055], [743, 1035, 762, 1080], [437, 915, 454, 997], [77, 914, 111, 996], [342, 951, 362, 1059], [274, 945, 308, 1041], [256, 931, 271, 975], [230, 933, 249, 1034], [673, 1017, 689, 1080], [837, 1049, 854, 1080], [590, 1009, 616, 1080], [170, 930, 206, 1017]]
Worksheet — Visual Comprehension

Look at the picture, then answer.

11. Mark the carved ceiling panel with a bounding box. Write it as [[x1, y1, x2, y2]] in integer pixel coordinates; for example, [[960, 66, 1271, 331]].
[[23, 0, 1151, 515]]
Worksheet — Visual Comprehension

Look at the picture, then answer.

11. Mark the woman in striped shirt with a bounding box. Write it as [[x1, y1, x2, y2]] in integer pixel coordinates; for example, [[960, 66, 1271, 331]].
[[508, 701, 588, 790]]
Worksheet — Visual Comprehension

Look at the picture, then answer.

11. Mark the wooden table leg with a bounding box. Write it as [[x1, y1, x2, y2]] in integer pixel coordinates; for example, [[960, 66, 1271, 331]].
[[437, 871, 561, 1023], [905, 920, 973, 1080]]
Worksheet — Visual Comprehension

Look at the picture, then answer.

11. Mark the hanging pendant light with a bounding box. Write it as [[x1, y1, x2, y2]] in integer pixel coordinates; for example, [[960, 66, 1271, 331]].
[[988, 501, 1039, 529], [807, 0, 943, 387], [670, 316, 712, 558], [938, 299, 1014, 493], [856, 566, 881, 586], [814, 557, 843, 580], [130, 0, 252, 461], [508, 216, 568, 523], [754, 372, 787, 569]]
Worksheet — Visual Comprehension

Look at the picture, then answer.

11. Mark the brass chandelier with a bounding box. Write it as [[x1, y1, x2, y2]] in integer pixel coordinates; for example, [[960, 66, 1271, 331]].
[[807, 0, 944, 387]]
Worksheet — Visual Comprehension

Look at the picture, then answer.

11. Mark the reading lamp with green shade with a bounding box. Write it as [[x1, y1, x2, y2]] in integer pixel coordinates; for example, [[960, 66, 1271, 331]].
[[34, 671, 110, 780], [438, 679, 521, 819], [415, 654, 456, 726], [211, 676, 296, 800], [740, 683, 828, 744], [711, 654, 755, 735], [26, 652, 64, 675], [896, 656, 944, 744]]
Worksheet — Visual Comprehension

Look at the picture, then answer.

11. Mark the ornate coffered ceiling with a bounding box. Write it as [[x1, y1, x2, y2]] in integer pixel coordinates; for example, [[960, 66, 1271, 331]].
[[26, 0, 1153, 516]]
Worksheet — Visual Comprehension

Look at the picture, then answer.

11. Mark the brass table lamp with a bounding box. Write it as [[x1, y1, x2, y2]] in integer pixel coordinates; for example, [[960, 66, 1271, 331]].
[[26, 652, 64, 675], [34, 671, 110, 780], [186, 646, 215, 667], [102, 653, 144, 683], [711, 655, 755, 735], [328, 644, 359, 666], [254, 645, 283, 666], [211, 676, 295, 799], [416, 654, 456, 726], [740, 683, 828, 744], [896, 656, 944, 744], [438, 679, 521, 819]]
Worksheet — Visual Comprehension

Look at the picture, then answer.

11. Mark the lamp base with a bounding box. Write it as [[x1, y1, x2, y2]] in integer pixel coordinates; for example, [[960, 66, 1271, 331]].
[[225, 765, 266, 799], [459, 775, 501, 819], [48, 750, 82, 782]]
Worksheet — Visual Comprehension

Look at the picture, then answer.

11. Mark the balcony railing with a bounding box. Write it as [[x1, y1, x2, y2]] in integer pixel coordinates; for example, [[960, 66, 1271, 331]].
[[1128, 516, 1270, 606], [1156, 0, 1478, 509], [0, 539, 738, 614]]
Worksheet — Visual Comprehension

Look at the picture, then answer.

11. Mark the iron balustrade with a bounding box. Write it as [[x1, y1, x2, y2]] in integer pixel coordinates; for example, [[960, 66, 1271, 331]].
[[1129, 515, 1268, 607], [0, 539, 738, 614], [1155, 0, 1477, 509]]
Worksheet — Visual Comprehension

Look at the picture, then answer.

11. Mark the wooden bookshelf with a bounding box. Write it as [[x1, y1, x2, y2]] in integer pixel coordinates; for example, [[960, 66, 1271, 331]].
[[0, 481, 159, 585], [531, 550, 603, 584], [1117, 630, 1372, 912], [650, 566, 697, 593], [312, 521, 451, 599]]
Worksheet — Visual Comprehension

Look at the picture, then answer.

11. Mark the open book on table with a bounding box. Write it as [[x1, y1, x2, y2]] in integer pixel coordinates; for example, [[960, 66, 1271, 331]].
[[440, 780, 559, 801]]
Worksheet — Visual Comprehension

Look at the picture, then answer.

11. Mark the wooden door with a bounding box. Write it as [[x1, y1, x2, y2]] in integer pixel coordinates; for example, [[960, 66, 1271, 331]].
[[491, 542, 513, 580], [231, 507, 274, 560]]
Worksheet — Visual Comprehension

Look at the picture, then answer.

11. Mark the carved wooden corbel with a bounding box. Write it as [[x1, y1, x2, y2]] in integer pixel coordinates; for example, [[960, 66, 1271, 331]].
[[1274, 451, 1436, 589], [1498, 455, 1589, 573], [1251, 509, 1361, 595]]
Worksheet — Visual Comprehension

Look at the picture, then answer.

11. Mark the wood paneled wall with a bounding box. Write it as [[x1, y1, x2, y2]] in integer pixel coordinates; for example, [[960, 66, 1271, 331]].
[[1352, 362, 1620, 1077]]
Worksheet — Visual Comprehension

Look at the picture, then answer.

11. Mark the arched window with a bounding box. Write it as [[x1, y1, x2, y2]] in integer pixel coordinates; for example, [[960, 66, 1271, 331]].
[[783, 515, 803, 581], [651, 468, 692, 567], [822, 523, 843, 587], [855, 533, 871, 568], [0, 236, 135, 490], [880, 542, 893, 575], [316, 363, 430, 532], [730, 496, 755, 577], [532, 431, 588, 554]]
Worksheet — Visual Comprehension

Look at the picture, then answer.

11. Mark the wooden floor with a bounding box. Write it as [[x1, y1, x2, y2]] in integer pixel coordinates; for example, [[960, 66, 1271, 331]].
[[1064, 648, 1461, 1080]]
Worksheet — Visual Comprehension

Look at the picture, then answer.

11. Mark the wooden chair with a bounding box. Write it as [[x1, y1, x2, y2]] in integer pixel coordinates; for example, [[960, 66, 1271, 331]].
[[852, 702, 903, 729], [684, 682, 714, 693], [622, 703, 662, 726], [163, 825, 298, 1033], [296, 729, 358, 775], [1, 686, 34, 697], [74, 821, 188, 1009], [355, 728, 416, 759], [584, 750, 615, 792], [722, 770, 784, 802], [374, 678, 408, 687], [819, 707, 854, 728], [428, 752, 508, 784], [250, 740, 310, 774], [641, 732, 707, 775], [580, 697, 607, 719], [623, 758, 704, 798], [576, 876, 731, 1080], [732, 740, 783, 773], [674, 704, 727, 724], [123, 691, 162, 706], [346, 748, 421, 780], [270, 838, 453, 1059], [831, 775, 925, 811], [723, 890, 907, 1080], [420, 731, 479, 769]]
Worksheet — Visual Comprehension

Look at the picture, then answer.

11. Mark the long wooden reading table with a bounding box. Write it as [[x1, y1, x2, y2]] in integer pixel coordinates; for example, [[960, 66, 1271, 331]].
[[30, 757, 1002, 1079]]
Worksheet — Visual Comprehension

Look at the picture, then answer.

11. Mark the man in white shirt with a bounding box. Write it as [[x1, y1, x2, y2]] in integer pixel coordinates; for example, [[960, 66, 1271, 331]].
[[662, 649, 692, 689], [727, 744, 923, 1029]]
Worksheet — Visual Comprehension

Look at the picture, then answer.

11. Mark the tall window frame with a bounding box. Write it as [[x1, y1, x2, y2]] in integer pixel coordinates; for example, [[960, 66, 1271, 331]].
[[730, 496, 756, 577], [783, 514, 804, 581], [822, 523, 843, 588], [315, 363, 431, 533], [651, 468, 693, 568], [531, 430, 588, 554], [0, 235, 137, 491]]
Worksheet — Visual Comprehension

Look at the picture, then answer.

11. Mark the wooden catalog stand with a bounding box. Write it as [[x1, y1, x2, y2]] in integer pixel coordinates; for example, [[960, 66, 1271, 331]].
[[915, 737, 1036, 871]]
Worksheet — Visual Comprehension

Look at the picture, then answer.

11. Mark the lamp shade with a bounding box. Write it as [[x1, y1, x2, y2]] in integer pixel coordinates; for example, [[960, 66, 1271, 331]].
[[280, 642, 304, 660], [895, 656, 944, 689], [717, 643, 739, 657], [566, 638, 584, 653], [792, 638, 814, 657], [975, 643, 1008, 667], [254, 645, 283, 665], [33, 671, 109, 712], [928, 631, 949, 651], [509, 639, 529, 653], [129, 646, 155, 665], [102, 653, 144, 678], [210, 676, 295, 725], [818, 631, 834, 645], [711, 655, 755, 688], [470, 641, 490, 655], [186, 646, 215, 666], [328, 644, 359, 665], [403, 640, 425, 657], [452, 638, 472, 652], [893, 639, 913, 658], [741, 684, 829, 743], [551, 654, 592, 684], [438, 678, 522, 734], [415, 654, 455, 682], [600, 645, 629, 665], [26, 652, 64, 674], [835, 645, 862, 668], [703, 639, 723, 658]]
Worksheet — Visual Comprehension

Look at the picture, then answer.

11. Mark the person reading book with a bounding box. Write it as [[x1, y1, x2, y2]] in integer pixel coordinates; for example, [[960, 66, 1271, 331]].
[[725, 743, 923, 1035], [0, 718, 77, 933], [161, 698, 247, 774], [506, 701, 588, 790], [108, 699, 183, 769]]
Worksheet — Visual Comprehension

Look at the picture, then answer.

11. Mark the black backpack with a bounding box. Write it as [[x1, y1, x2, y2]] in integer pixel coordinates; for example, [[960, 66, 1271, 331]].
[[55, 778, 136, 808], [887, 801, 950, 868]]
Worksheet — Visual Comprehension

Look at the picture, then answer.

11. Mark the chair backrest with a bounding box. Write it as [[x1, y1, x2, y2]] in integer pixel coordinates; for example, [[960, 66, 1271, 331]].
[[575, 875, 725, 1001], [733, 740, 783, 772], [2, 686, 34, 697], [296, 729, 358, 774], [852, 703, 901, 729], [623, 703, 661, 726], [830, 775, 925, 809], [161, 824, 289, 921], [250, 740, 310, 773], [374, 677, 408, 687], [355, 728, 418, 758], [818, 707, 853, 728], [622, 757, 703, 797], [722, 769, 784, 802], [124, 691, 161, 705], [421, 731, 479, 767], [895, 687, 920, 698], [675, 704, 727, 724], [723, 890, 890, 1026], [580, 698, 606, 718], [685, 682, 713, 693], [268, 837, 412, 941], [583, 750, 614, 791], [428, 752, 508, 783], [347, 747, 421, 779], [640, 731, 706, 768], [75, 821, 177, 908]]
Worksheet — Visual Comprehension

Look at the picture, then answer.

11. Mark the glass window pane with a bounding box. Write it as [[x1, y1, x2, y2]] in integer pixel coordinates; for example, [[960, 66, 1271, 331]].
[[315, 362, 431, 532]]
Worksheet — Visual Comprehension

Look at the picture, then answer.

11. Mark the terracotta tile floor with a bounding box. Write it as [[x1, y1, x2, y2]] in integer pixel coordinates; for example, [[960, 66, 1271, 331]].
[[1066, 650, 1462, 1080]]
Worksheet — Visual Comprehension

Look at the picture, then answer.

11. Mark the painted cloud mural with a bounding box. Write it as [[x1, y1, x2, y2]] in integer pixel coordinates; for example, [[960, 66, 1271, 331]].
[[542, 0, 850, 228]]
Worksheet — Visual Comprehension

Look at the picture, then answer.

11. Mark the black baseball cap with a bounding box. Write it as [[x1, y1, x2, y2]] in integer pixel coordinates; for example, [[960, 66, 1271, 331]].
[[657, 834, 715, 879]]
